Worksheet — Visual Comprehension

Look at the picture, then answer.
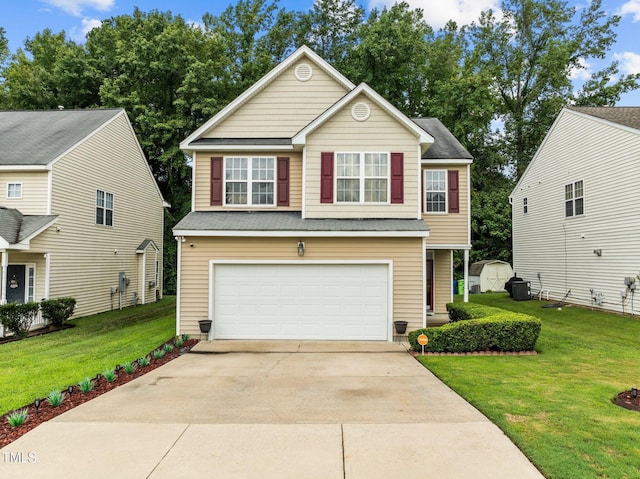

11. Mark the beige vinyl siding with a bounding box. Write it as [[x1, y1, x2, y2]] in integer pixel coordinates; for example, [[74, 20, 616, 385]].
[[206, 59, 349, 138], [178, 236, 423, 337], [422, 166, 469, 245], [0, 171, 50, 214], [433, 250, 452, 313], [29, 112, 164, 318], [193, 151, 302, 212], [304, 95, 420, 219], [512, 109, 640, 312]]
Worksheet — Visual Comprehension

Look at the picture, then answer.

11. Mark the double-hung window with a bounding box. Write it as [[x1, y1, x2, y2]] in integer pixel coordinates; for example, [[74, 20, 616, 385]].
[[7, 183, 22, 199], [96, 190, 114, 226], [565, 180, 584, 217], [336, 152, 388, 203], [225, 157, 275, 206], [424, 170, 447, 213]]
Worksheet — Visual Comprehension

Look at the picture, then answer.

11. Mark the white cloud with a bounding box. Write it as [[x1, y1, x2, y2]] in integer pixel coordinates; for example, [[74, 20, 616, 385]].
[[569, 57, 593, 81], [368, 0, 500, 29], [41, 0, 114, 17], [81, 18, 103, 35], [619, 0, 640, 22], [615, 51, 640, 75]]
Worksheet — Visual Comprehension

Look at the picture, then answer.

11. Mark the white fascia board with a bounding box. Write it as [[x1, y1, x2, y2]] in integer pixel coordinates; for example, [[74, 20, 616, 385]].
[[292, 83, 435, 146], [0, 239, 9, 249], [173, 229, 429, 238], [421, 158, 473, 165], [180, 46, 356, 150], [0, 165, 50, 171]]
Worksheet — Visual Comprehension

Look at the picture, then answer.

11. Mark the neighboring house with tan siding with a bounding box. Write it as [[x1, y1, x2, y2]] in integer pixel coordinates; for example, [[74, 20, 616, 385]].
[[174, 46, 472, 341], [511, 106, 640, 313], [0, 109, 166, 329]]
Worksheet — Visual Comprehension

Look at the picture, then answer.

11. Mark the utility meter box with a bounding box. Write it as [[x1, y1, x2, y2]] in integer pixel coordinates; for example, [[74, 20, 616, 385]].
[[119, 272, 128, 291]]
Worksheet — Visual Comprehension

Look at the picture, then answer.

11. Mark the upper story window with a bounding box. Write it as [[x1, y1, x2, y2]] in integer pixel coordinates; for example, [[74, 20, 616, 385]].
[[225, 157, 275, 206], [7, 183, 22, 199], [336, 152, 389, 203], [523, 197, 528, 214], [565, 180, 584, 217], [424, 170, 447, 213], [96, 190, 114, 226]]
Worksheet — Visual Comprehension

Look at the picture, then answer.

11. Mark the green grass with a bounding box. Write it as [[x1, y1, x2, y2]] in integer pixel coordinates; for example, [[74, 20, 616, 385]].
[[0, 297, 176, 414], [417, 293, 640, 479]]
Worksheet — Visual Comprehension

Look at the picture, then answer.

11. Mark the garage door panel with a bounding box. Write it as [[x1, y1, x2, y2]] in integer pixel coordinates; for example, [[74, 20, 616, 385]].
[[212, 263, 388, 340]]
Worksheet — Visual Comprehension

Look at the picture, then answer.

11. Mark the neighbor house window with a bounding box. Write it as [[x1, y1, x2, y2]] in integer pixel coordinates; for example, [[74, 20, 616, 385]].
[[7, 183, 22, 199], [336, 152, 388, 203], [523, 197, 528, 214], [225, 157, 275, 206], [424, 170, 447, 213], [565, 180, 584, 217], [96, 190, 114, 226]]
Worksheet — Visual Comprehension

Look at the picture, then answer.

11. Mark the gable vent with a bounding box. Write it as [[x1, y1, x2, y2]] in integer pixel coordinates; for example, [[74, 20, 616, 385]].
[[351, 102, 371, 122], [295, 63, 313, 82]]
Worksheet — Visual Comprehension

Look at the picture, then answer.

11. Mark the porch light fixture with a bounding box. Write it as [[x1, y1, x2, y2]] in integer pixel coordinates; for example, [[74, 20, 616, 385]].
[[297, 241, 305, 256]]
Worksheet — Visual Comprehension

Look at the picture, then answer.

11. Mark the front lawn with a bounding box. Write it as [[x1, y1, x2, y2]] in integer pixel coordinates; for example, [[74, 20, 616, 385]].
[[417, 293, 640, 479], [0, 297, 176, 415]]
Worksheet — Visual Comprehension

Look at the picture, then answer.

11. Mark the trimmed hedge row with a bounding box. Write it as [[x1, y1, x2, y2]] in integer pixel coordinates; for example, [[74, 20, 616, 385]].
[[0, 297, 76, 338], [409, 311, 542, 353], [446, 302, 503, 322]]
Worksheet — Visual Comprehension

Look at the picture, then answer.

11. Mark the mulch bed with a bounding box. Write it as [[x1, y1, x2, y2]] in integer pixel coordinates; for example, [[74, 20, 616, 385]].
[[613, 389, 640, 412], [0, 338, 198, 448]]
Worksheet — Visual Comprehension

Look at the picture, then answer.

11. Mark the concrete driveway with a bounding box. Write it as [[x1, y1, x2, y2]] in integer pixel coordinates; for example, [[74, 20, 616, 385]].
[[0, 341, 544, 478]]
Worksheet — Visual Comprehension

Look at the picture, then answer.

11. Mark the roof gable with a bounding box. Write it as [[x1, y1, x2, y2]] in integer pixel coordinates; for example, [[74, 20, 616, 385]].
[[0, 207, 57, 246], [412, 118, 473, 162], [181, 46, 355, 151], [568, 106, 640, 131], [0, 109, 123, 168]]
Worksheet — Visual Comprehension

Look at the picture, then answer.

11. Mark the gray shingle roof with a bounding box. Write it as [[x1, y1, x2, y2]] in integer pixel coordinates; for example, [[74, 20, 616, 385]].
[[568, 106, 640, 131], [174, 211, 429, 233], [0, 207, 57, 244], [0, 109, 123, 166], [412, 118, 473, 160]]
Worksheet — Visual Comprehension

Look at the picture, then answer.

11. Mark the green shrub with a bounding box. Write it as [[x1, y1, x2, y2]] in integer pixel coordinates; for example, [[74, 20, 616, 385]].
[[40, 297, 76, 328], [408, 313, 542, 353], [123, 361, 136, 374], [103, 369, 117, 382], [175, 336, 184, 348], [163, 343, 174, 353], [446, 302, 503, 322], [153, 349, 165, 359], [138, 356, 150, 367], [78, 377, 94, 393], [47, 390, 65, 407], [6, 408, 28, 428], [0, 302, 40, 337]]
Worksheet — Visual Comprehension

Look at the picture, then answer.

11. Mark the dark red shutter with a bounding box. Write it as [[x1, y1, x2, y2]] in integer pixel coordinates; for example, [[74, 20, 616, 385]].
[[210, 157, 223, 205], [390, 152, 404, 204], [448, 170, 459, 213], [277, 157, 290, 206], [320, 152, 334, 203]]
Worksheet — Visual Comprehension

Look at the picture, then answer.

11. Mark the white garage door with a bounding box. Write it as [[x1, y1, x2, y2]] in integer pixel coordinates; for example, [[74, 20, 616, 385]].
[[212, 263, 389, 340]]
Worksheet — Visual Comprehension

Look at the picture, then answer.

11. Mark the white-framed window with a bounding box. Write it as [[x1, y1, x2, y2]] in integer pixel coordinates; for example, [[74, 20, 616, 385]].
[[224, 156, 275, 206], [424, 170, 447, 213], [565, 180, 584, 217], [523, 197, 528, 214], [7, 183, 22, 199], [96, 190, 114, 226], [27, 265, 35, 302], [336, 152, 389, 203]]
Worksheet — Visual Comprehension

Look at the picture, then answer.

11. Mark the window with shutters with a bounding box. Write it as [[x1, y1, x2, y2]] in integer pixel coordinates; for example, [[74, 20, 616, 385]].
[[224, 157, 275, 206], [335, 152, 389, 203], [96, 190, 114, 226], [424, 170, 447, 213]]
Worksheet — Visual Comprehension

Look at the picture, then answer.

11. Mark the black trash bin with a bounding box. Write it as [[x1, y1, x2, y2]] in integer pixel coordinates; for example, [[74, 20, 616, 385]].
[[511, 281, 531, 301]]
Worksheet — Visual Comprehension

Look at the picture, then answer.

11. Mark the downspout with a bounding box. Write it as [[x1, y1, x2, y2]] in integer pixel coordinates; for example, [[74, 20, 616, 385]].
[[422, 237, 427, 328], [463, 249, 469, 303], [175, 236, 183, 336], [43, 253, 51, 299]]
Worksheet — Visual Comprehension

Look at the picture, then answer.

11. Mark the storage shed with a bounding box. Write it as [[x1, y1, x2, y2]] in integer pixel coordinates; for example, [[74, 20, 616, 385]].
[[469, 260, 513, 293]]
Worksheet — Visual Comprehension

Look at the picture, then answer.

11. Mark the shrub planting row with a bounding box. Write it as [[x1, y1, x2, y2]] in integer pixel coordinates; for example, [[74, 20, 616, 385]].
[[0, 297, 76, 338], [409, 303, 542, 353]]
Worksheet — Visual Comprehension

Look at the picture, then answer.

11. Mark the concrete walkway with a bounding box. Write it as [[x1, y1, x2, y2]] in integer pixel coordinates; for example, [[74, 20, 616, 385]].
[[0, 341, 545, 478]]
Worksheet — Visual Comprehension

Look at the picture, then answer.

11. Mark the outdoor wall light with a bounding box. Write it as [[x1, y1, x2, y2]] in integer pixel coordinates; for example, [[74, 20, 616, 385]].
[[297, 240, 305, 256], [593, 249, 602, 256]]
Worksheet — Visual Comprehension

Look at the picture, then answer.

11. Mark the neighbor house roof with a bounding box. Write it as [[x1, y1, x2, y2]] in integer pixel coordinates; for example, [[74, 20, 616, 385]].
[[0, 109, 123, 167], [0, 207, 57, 247], [412, 118, 473, 161], [173, 211, 429, 237], [568, 106, 640, 131]]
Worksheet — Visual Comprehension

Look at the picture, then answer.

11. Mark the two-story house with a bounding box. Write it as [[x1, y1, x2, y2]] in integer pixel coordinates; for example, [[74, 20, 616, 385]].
[[511, 106, 640, 313], [174, 46, 472, 341], [0, 109, 166, 324]]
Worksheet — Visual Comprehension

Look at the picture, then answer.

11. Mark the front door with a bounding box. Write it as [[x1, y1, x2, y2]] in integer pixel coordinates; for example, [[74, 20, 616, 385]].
[[6, 265, 26, 303]]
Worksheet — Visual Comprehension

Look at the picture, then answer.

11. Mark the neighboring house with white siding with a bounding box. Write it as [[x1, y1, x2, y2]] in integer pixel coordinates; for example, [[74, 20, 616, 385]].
[[0, 109, 166, 325], [174, 46, 473, 341], [511, 106, 640, 313]]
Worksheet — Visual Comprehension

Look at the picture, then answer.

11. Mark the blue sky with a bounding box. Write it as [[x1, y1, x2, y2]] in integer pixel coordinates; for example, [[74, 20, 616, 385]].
[[2, 0, 640, 105]]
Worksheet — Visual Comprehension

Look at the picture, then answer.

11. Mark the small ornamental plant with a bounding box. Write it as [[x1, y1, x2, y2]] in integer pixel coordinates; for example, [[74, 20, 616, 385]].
[[175, 336, 184, 348], [78, 377, 94, 393], [153, 349, 165, 360], [47, 390, 65, 407], [163, 343, 174, 353], [181, 334, 190, 341], [138, 356, 150, 367], [103, 369, 117, 383], [6, 409, 28, 428], [123, 361, 136, 374]]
